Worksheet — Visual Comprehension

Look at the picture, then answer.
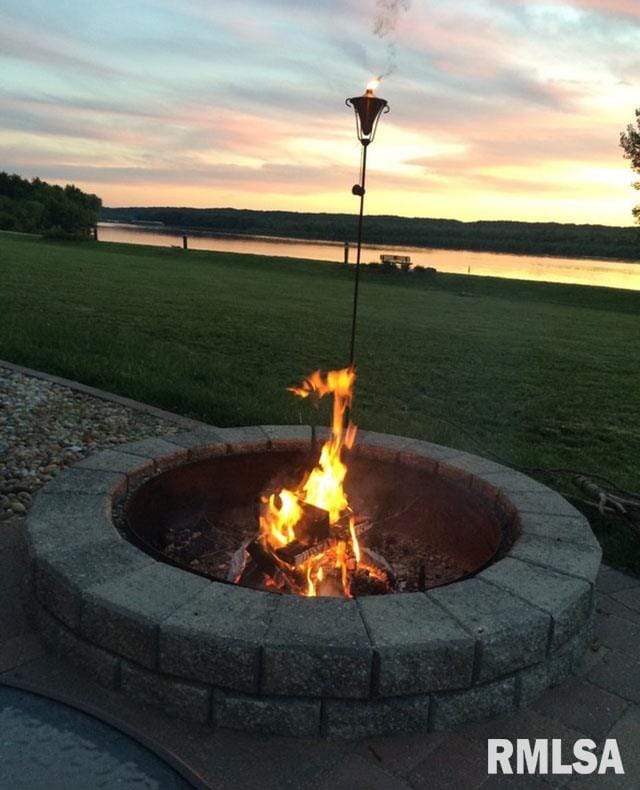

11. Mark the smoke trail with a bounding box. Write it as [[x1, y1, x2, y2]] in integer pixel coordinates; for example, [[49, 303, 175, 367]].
[[373, 0, 411, 77]]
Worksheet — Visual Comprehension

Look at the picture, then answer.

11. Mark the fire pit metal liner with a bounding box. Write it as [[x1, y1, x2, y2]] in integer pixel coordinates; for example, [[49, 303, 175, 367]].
[[25, 426, 601, 738]]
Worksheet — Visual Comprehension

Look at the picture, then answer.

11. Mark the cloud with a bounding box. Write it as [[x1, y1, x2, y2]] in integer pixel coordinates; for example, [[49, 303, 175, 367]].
[[0, 0, 637, 224]]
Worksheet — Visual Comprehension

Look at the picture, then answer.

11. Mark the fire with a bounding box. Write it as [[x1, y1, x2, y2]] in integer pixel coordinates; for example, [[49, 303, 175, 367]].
[[258, 366, 365, 596], [349, 516, 361, 564], [366, 77, 381, 93]]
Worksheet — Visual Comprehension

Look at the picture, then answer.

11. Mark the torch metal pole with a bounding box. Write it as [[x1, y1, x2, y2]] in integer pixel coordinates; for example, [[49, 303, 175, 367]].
[[349, 142, 368, 366]]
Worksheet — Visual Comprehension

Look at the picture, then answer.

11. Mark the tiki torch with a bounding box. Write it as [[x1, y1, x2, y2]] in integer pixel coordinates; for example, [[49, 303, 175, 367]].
[[345, 79, 389, 364]]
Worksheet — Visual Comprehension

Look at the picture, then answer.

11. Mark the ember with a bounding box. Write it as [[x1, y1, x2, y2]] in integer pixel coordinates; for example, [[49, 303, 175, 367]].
[[234, 367, 394, 597]]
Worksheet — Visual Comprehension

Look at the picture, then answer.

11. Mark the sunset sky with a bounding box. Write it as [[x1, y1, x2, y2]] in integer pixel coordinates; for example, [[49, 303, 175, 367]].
[[1, 0, 639, 225]]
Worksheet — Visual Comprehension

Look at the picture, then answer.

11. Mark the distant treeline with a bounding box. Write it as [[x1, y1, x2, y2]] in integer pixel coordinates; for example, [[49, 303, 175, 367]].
[[100, 206, 640, 261], [0, 172, 101, 239]]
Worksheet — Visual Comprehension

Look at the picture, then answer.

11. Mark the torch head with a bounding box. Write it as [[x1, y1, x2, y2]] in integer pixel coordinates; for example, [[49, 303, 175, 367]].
[[346, 81, 389, 145]]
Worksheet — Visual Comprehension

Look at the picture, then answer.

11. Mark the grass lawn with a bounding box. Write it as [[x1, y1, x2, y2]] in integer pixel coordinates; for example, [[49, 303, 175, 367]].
[[1, 231, 639, 569]]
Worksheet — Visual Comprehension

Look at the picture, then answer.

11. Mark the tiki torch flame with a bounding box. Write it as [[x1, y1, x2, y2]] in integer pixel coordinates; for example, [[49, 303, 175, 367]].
[[366, 77, 381, 94]]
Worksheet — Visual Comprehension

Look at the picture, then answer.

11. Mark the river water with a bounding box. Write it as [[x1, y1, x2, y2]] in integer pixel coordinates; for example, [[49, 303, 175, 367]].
[[97, 222, 640, 291]]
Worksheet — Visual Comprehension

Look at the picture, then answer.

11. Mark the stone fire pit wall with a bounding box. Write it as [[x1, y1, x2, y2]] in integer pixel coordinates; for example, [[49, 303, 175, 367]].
[[25, 426, 601, 739]]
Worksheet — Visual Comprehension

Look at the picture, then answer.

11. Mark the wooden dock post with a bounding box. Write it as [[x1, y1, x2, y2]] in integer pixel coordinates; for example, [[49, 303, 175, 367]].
[[182, 235, 188, 250], [93, 225, 98, 241], [343, 242, 349, 264]]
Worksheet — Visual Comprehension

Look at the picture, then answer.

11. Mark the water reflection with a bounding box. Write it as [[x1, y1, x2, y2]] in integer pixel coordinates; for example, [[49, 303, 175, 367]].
[[97, 223, 640, 292]]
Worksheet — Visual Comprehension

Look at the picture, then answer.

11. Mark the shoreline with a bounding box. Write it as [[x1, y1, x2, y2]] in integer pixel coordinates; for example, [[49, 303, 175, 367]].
[[97, 221, 640, 267]]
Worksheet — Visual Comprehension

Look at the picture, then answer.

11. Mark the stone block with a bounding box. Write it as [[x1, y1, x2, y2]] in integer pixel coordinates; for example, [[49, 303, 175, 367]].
[[480, 557, 592, 648], [260, 424, 313, 451], [509, 534, 601, 583], [76, 450, 154, 486], [215, 689, 321, 737], [324, 694, 431, 740], [262, 597, 372, 698], [437, 453, 510, 488], [359, 593, 475, 695], [35, 539, 154, 630], [43, 467, 126, 497], [166, 428, 229, 461], [121, 660, 211, 724], [215, 426, 270, 454], [81, 563, 211, 668], [25, 491, 120, 557], [430, 676, 516, 730], [518, 511, 600, 550], [471, 469, 551, 495], [160, 582, 277, 693], [31, 602, 62, 651], [518, 621, 593, 705], [350, 431, 416, 462], [430, 578, 550, 682], [117, 437, 188, 472], [397, 440, 462, 474], [498, 488, 582, 519], [55, 619, 120, 688]]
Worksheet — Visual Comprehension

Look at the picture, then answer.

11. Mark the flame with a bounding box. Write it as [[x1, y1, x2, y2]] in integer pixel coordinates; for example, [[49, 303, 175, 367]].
[[349, 516, 361, 564], [260, 366, 359, 596], [366, 77, 381, 93], [259, 489, 301, 547], [290, 367, 357, 521], [306, 564, 317, 597]]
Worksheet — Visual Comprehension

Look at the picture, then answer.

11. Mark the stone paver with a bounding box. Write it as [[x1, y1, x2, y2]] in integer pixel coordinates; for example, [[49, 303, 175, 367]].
[[596, 567, 640, 595], [596, 592, 640, 624], [531, 677, 628, 739], [407, 733, 487, 789], [319, 753, 411, 790], [584, 650, 640, 705], [609, 586, 640, 613], [594, 610, 640, 660], [357, 731, 446, 777]]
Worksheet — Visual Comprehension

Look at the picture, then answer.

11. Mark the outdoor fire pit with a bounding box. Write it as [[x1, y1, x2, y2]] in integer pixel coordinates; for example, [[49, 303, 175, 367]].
[[25, 423, 601, 738], [125, 439, 507, 595]]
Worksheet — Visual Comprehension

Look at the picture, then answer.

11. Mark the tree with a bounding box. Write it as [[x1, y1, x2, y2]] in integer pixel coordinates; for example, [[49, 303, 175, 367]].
[[0, 172, 102, 238], [620, 109, 640, 223]]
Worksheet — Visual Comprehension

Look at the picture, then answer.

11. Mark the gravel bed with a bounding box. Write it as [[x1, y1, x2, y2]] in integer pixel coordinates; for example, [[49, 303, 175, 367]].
[[0, 366, 180, 521]]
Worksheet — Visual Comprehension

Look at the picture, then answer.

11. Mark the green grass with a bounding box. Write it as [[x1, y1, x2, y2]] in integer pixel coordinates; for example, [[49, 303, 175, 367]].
[[2, 231, 639, 569]]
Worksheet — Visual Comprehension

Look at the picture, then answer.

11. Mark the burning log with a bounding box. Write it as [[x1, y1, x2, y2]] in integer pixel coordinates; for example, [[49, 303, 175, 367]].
[[275, 516, 372, 567], [349, 547, 396, 596], [293, 501, 331, 544], [246, 539, 281, 578]]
